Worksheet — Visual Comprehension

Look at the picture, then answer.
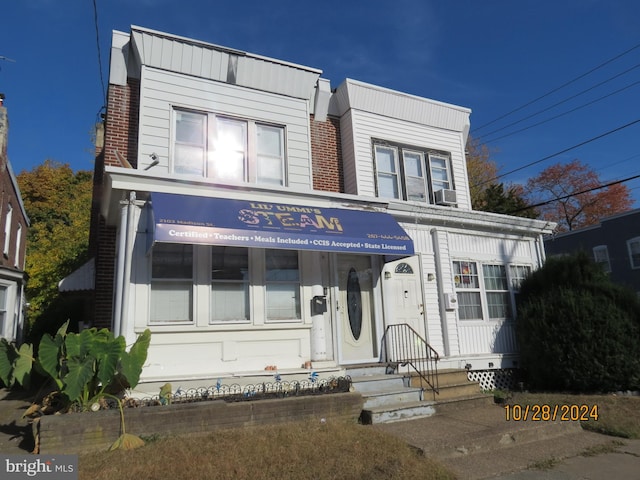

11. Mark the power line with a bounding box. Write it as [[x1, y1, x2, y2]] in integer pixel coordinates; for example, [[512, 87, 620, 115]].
[[507, 172, 640, 214], [471, 118, 640, 188], [476, 62, 640, 141], [480, 78, 640, 144], [472, 42, 640, 133], [92, 0, 106, 106]]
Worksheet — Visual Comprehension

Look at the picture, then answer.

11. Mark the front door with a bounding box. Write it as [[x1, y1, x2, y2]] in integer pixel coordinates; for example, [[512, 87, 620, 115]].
[[336, 254, 377, 363], [382, 255, 426, 339]]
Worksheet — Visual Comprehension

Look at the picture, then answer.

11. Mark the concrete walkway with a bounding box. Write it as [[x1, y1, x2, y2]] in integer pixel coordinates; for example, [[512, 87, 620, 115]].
[[374, 402, 640, 479]]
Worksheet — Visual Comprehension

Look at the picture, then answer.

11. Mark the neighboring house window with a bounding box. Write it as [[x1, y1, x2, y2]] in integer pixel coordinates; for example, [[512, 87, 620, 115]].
[[265, 249, 301, 321], [628, 237, 640, 269], [150, 244, 193, 323], [3, 203, 12, 256], [593, 245, 611, 273], [14, 224, 22, 268], [173, 110, 285, 186], [373, 140, 452, 203], [211, 246, 250, 323], [454, 261, 530, 322]]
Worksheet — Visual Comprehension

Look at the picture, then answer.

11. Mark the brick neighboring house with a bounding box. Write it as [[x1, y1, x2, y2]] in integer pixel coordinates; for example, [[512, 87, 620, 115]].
[[84, 26, 554, 390], [545, 208, 640, 295], [0, 96, 29, 342]]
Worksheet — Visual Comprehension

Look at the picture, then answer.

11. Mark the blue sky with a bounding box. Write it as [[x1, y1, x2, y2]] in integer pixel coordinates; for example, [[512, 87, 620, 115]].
[[1, 0, 639, 206]]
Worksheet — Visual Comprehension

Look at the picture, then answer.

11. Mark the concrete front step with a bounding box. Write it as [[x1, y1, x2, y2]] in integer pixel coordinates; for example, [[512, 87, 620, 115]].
[[359, 385, 423, 409], [360, 400, 436, 424]]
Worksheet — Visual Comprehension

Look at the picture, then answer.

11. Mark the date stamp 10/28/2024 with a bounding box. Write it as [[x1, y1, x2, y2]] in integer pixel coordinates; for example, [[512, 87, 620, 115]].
[[504, 404, 599, 422]]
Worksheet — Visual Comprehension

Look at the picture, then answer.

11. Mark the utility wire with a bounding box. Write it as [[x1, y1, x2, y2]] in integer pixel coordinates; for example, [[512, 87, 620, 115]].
[[472, 42, 640, 133], [507, 172, 640, 214], [480, 79, 640, 144], [476, 62, 640, 141], [92, 0, 106, 106], [471, 118, 640, 189]]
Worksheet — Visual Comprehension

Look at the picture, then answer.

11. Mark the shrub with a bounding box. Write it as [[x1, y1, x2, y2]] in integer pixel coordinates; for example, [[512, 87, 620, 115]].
[[517, 252, 640, 392]]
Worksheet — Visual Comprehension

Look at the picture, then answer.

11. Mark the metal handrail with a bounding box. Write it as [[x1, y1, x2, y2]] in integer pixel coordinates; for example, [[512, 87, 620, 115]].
[[380, 324, 440, 398]]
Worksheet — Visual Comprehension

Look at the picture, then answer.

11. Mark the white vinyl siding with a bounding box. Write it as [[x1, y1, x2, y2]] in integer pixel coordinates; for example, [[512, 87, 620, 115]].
[[138, 66, 311, 189]]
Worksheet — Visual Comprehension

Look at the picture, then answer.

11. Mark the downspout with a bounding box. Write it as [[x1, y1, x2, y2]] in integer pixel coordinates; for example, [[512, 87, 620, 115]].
[[431, 228, 451, 357], [113, 191, 136, 342]]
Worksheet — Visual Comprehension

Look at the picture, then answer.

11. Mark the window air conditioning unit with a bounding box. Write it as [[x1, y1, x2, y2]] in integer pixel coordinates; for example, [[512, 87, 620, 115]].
[[435, 189, 457, 206]]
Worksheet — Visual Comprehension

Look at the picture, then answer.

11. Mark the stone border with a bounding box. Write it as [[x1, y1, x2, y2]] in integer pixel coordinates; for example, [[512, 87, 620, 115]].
[[35, 392, 363, 454]]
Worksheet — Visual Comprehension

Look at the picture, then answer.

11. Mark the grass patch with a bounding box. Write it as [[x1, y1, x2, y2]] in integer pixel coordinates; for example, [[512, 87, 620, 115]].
[[79, 419, 456, 480], [580, 440, 625, 457], [527, 456, 560, 470], [509, 392, 640, 439]]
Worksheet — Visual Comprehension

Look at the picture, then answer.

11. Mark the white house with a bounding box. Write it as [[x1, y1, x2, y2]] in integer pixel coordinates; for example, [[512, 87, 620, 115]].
[[88, 26, 554, 392]]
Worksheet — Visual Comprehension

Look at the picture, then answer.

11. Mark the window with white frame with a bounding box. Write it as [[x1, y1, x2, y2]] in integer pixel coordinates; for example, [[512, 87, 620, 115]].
[[482, 264, 510, 319], [14, 224, 22, 268], [0, 286, 6, 334], [265, 249, 301, 321], [454, 261, 530, 322], [509, 265, 531, 290], [373, 140, 453, 203], [150, 244, 193, 323], [453, 261, 483, 320], [3, 203, 12, 256], [628, 237, 640, 269], [173, 110, 285, 186], [148, 245, 302, 325], [593, 245, 611, 273], [211, 246, 250, 323]]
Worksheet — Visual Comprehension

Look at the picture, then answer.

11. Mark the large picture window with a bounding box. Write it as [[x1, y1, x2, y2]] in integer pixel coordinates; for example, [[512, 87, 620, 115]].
[[174, 109, 286, 186], [373, 140, 452, 204], [150, 244, 193, 323]]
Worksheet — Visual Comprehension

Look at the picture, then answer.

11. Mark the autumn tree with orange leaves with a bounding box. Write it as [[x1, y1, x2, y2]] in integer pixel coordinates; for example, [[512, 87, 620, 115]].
[[525, 159, 633, 232]]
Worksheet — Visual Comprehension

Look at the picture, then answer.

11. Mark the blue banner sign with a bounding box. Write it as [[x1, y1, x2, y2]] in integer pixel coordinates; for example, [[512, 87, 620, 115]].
[[150, 193, 414, 255]]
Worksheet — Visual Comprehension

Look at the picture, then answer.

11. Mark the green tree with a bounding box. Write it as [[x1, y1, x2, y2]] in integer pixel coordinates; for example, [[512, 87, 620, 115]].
[[478, 183, 538, 218], [465, 137, 534, 218], [17, 160, 93, 340]]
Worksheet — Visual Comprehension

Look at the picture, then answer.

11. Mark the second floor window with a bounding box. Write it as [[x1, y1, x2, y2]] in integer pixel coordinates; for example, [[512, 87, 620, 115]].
[[174, 110, 285, 186], [373, 141, 453, 203]]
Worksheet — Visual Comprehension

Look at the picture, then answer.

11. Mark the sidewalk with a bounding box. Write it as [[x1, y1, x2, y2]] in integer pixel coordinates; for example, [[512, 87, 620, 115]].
[[374, 403, 640, 479]]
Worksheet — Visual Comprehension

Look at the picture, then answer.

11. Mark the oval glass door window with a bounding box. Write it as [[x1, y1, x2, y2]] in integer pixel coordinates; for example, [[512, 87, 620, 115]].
[[347, 267, 362, 340]]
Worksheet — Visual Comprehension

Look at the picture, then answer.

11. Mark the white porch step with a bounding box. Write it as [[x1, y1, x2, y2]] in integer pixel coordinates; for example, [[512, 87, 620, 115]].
[[360, 385, 424, 409]]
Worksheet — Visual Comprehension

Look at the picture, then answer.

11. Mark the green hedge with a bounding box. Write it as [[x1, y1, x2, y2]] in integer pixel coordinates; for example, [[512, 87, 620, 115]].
[[516, 252, 640, 392]]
